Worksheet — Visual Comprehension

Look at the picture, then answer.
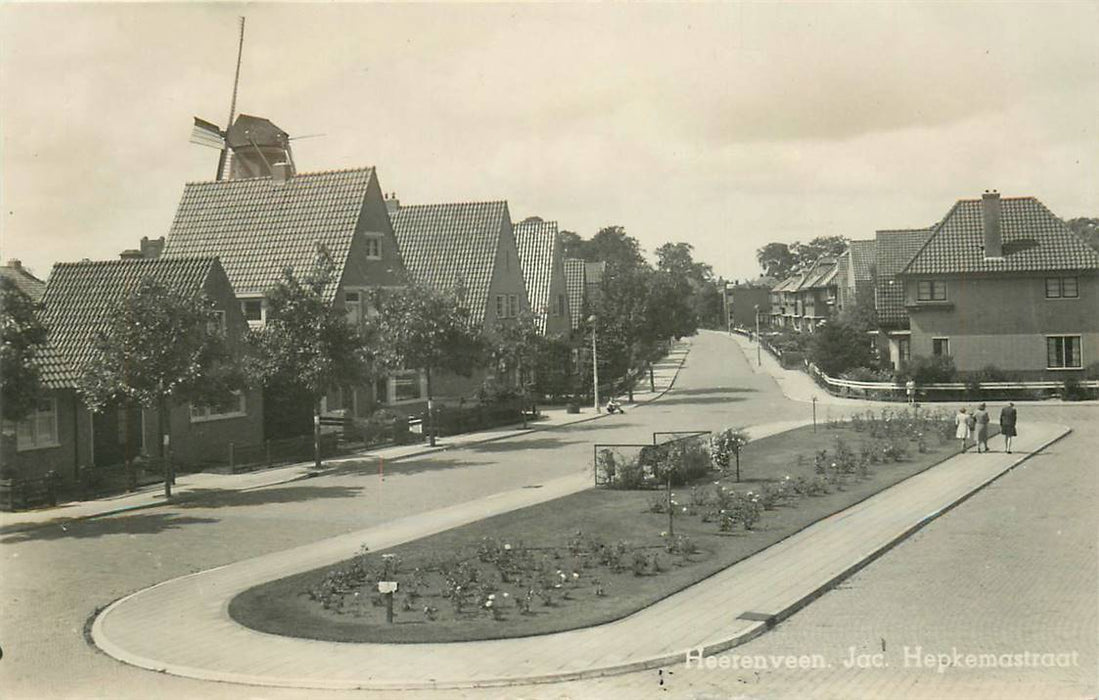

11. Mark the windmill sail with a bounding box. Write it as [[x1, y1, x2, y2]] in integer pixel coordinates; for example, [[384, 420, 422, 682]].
[[190, 117, 225, 149]]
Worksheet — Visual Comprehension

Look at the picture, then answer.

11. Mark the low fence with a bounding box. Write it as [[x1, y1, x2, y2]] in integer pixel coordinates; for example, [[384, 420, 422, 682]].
[[806, 363, 1099, 402], [226, 433, 341, 473], [593, 430, 711, 489]]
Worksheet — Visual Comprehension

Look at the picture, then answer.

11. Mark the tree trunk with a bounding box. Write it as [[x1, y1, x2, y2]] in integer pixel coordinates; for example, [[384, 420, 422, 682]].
[[649, 362, 655, 392], [627, 345, 635, 403], [158, 398, 171, 500], [313, 398, 322, 470], [426, 368, 435, 447]]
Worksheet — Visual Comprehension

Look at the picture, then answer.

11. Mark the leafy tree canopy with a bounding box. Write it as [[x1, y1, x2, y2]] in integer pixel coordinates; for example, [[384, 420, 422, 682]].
[[757, 235, 848, 279], [585, 226, 647, 272], [808, 320, 873, 377], [1, 277, 48, 422], [1065, 217, 1099, 253], [655, 242, 713, 285]]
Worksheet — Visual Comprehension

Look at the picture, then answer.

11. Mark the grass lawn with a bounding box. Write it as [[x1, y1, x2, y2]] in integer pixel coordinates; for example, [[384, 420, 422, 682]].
[[231, 413, 980, 644]]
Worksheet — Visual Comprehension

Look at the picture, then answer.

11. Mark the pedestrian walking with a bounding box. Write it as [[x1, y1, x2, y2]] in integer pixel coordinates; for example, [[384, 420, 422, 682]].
[[999, 402, 1018, 454], [905, 378, 916, 405], [974, 402, 991, 452], [955, 406, 971, 452]]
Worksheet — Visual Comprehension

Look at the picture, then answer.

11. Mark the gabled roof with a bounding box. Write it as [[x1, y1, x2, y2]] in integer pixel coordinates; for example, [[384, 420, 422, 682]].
[[800, 259, 837, 290], [163, 167, 377, 300], [38, 258, 221, 388], [0, 261, 46, 301], [901, 197, 1099, 275], [513, 218, 559, 333], [391, 201, 510, 326], [771, 272, 802, 293], [874, 228, 931, 327], [847, 239, 876, 282], [876, 228, 933, 277], [564, 258, 586, 329]]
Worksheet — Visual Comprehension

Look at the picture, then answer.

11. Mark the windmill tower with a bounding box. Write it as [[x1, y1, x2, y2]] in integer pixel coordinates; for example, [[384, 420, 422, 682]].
[[188, 18, 298, 181]]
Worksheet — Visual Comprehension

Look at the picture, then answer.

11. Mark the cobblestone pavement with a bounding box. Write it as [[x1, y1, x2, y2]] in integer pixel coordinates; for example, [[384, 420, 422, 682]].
[[1, 333, 1093, 699]]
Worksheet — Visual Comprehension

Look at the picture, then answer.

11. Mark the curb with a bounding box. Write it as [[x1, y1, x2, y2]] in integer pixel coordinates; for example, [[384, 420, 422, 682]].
[[4, 344, 692, 534]]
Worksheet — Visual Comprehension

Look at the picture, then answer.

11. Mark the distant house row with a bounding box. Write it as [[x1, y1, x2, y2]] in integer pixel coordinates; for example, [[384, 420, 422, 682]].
[[2, 115, 606, 483], [727, 191, 1099, 379]]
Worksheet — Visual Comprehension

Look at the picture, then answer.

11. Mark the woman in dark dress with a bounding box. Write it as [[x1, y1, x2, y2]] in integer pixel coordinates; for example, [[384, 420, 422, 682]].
[[999, 402, 1018, 454]]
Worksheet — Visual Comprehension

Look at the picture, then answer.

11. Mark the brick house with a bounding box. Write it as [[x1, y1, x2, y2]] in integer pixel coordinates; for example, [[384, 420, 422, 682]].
[[873, 228, 933, 368], [2, 257, 262, 482], [162, 167, 411, 418], [725, 279, 772, 331], [769, 258, 838, 332], [513, 217, 572, 337], [390, 200, 530, 398], [897, 192, 1099, 378]]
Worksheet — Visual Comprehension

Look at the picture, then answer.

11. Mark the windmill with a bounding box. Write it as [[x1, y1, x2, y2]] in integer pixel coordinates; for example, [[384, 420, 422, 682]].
[[189, 16, 247, 180]]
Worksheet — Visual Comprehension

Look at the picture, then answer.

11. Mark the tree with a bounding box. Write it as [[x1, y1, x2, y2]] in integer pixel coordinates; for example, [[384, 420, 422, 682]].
[[586, 225, 646, 271], [80, 277, 241, 498], [557, 230, 586, 260], [1, 278, 48, 423], [246, 261, 372, 469], [791, 235, 848, 266], [655, 242, 713, 284], [368, 284, 485, 446], [490, 311, 547, 426], [756, 242, 797, 279], [807, 320, 873, 377], [1065, 217, 1099, 253]]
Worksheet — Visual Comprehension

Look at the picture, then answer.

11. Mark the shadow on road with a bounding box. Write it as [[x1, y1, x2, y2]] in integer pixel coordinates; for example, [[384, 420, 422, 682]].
[[175, 485, 364, 509], [322, 456, 494, 479], [1, 512, 221, 543]]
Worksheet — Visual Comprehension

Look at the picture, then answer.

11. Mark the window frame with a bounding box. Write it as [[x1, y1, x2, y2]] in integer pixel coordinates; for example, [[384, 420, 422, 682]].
[[190, 391, 248, 423], [344, 290, 363, 325], [932, 337, 951, 357], [241, 298, 265, 326], [1045, 276, 1078, 299], [363, 235, 382, 260], [916, 280, 947, 302], [16, 396, 60, 451], [507, 294, 519, 318], [1046, 335, 1082, 370], [496, 294, 506, 318]]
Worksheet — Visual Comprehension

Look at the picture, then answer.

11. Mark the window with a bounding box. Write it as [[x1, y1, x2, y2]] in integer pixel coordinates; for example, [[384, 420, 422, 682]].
[[16, 396, 59, 450], [1047, 335, 1082, 369], [496, 295, 506, 318], [374, 376, 390, 404], [392, 372, 423, 401], [932, 338, 950, 357], [241, 299, 263, 323], [344, 291, 363, 325], [1045, 277, 1078, 299], [207, 310, 226, 334], [364, 236, 382, 260], [190, 392, 247, 422], [917, 280, 947, 301], [507, 294, 519, 318]]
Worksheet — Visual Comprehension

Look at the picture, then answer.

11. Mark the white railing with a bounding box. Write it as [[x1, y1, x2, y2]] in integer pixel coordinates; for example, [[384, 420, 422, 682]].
[[807, 362, 1099, 393]]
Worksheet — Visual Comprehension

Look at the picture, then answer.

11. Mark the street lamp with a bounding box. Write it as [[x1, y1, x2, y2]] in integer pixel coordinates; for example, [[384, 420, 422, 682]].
[[588, 314, 600, 412], [754, 304, 761, 367]]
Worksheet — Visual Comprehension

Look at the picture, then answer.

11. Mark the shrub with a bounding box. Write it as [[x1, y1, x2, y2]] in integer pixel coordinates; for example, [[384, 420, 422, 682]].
[[1062, 375, 1089, 401], [897, 355, 957, 385], [840, 366, 894, 383], [809, 321, 873, 376]]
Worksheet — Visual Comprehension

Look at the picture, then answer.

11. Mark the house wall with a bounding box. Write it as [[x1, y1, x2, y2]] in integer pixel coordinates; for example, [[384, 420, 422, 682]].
[[483, 219, 530, 336], [905, 272, 1099, 375], [730, 287, 771, 329], [1, 389, 88, 482], [543, 246, 572, 338], [341, 173, 408, 290]]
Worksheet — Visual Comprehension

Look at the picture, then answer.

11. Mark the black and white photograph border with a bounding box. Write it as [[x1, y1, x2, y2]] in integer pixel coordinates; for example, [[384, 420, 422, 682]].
[[1, 3, 1096, 700]]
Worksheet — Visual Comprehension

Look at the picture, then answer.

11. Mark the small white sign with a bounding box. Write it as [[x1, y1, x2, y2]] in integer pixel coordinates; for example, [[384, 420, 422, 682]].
[[377, 581, 398, 594]]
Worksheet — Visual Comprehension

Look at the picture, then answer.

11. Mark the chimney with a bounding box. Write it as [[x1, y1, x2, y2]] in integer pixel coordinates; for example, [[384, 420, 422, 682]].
[[119, 249, 143, 260], [271, 161, 292, 184], [385, 192, 401, 216], [981, 190, 1003, 258], [140, 236, 164, 259], [6, 258, 22, 271]]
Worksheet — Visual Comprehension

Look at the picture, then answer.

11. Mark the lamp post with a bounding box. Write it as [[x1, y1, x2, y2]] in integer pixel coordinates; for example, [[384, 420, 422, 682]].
[[754, 304, 761, 367], [588, 315, 600, 412]]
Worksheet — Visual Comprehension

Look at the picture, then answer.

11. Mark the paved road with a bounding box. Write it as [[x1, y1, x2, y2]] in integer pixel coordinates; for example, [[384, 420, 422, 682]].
[[1, 332, 1094, 699]]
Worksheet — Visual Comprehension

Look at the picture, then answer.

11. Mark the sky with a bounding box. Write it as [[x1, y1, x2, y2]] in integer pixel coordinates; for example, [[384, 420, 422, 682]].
[[2, 2, 1097, 284]]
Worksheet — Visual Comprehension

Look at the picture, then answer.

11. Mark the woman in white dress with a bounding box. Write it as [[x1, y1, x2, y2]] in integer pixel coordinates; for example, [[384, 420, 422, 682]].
[[955, 406, 970, 453]]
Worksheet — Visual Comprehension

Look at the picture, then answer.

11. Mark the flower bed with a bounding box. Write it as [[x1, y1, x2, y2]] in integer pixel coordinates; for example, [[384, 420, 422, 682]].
[[231, 409, 964, 644]]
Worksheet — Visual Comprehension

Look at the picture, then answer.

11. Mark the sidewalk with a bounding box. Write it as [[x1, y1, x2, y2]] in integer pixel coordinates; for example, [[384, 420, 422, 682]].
[[91, 419, 1070, 690], [0, 340, 692, 534]]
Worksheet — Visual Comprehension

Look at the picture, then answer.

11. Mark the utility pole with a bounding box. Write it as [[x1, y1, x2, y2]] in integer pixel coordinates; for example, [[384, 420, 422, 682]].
[[589, 315, 600, 412]]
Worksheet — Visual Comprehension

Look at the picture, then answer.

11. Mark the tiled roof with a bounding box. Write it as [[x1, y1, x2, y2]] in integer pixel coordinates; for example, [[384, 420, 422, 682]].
[[847, 239, 876, 282], [564, 258, 586, 329], [513, 218, 559, 333], [901, 197, 1099, 275], [0, 263, 47, 302], [771, 272, 802, 293], [38, 258, 220, 388], [163, 168, 376, 300], [391, 201, 510, 326], [797, 258, 837, 290], [874, 228, 932, 326]]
